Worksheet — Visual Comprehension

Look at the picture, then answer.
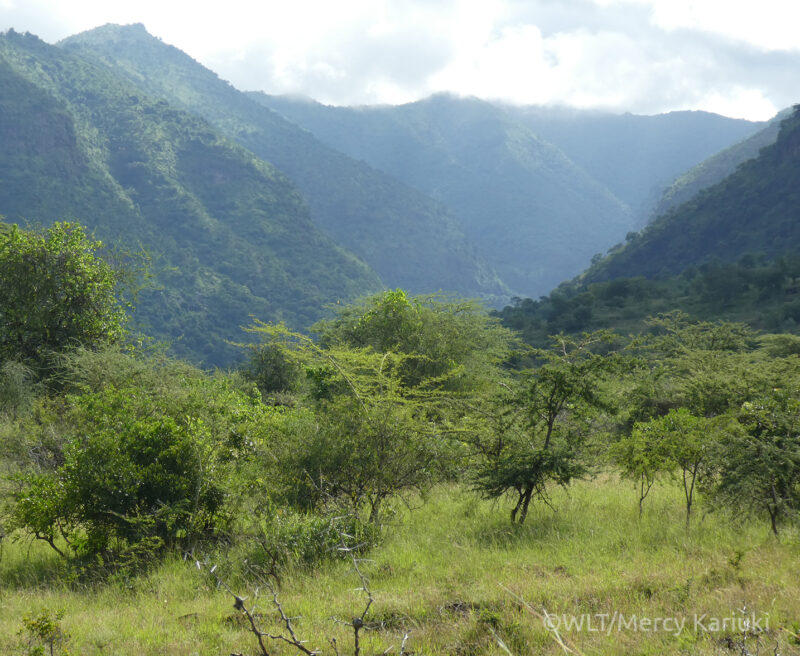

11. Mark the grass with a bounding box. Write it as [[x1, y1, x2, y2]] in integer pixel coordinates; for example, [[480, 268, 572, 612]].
[[1, 477, 799, 655]]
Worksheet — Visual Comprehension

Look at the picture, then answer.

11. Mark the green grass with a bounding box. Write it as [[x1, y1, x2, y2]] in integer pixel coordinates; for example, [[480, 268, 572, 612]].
[[1, 477, 799, 655]]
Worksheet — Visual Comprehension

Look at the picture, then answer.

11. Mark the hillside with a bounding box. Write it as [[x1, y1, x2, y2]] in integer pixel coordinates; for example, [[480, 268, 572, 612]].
[[0, 29, 381, 366], [253, 92, 635, 295], [60, 24, 507, 301], [650, 107, 792, 218], [497, 107, 800, 345], [503, 105, 765, 219], [584, 106, 800, 282]]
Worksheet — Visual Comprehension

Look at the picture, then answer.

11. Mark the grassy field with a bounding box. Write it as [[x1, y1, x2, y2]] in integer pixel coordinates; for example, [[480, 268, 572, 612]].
[[1, 477, 799, 655]]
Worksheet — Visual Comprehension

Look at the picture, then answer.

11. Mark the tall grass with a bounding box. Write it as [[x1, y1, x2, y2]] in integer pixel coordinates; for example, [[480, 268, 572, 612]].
[[1, 477, 798, 655]]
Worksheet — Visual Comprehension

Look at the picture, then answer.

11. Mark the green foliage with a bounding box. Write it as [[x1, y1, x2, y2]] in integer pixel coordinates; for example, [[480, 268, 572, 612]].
[[621, 409, 723, 524], [0, 222, 126, 372], [60, 24, 505, 302], [18, 608, 71, 656], [706, 391, 800, 535], [497, 254, 800, 348], [0, 360, 38, 418], [245, 326, 444, 523], [6, 358, 271, 563], [315, 290, 518, 391], [0, 30, 381, 367], [472, 331, 618, 524], [587, 106, 800, 282]]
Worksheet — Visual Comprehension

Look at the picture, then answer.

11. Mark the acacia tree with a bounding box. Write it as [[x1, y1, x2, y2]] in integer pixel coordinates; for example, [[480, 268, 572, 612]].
[[614, 420, 671, 518], [0, 222, 128, 373], [706, 391, 800, 535], [241, 293, 518, 523], [619, 408, 723, 524], [472, 332, 618, 524]]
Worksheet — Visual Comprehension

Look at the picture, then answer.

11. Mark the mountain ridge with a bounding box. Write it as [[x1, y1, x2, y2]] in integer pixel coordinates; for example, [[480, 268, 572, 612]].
[[60, 23, 508, 301]]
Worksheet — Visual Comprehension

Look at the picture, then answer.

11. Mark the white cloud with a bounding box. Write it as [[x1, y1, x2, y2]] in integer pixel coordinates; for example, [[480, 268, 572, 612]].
[[1, 0, 798, 118]]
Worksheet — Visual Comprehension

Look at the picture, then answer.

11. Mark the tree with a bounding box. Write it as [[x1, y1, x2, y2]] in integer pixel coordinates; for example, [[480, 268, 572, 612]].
[[613, 419, 671, 517], [706, 391, 800, 535], [313, 289, 518, 392], [7, 359, 270, 561], [242, 323, 443, 524], [621, 408, 721, 525], [472, 332, 618, 524], [0, 222, 128, 373]]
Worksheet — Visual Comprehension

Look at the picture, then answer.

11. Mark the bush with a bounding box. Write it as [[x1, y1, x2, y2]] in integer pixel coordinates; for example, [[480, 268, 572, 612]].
[[7, 372, 271, 564]]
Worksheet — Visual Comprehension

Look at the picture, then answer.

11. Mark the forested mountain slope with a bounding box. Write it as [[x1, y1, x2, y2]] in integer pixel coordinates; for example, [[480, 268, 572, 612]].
[[0, 29, 381, 366], [251, 92, 635, 295], [497, 107, 800, 345], [651, 108, 792, 218], [504, 105, 765, 218], [61, 24, 507, 301], [585, 106, 800, 282]]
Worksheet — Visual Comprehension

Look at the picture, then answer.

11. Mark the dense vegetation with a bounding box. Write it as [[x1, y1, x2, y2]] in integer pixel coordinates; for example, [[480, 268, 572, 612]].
[[1, 221, 798, 655], [651, 108, 791, 219], [584, 106, 800, 282], [498, 254, 800, 347], [253, 93, 634, 294]]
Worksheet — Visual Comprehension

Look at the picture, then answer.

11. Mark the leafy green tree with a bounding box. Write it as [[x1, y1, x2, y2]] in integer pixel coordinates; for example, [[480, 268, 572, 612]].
[[613, 419, 672, 517], [706, 391, 800, 535], [472, 332, 618, 524], [0, 222, 128, 372], [624, 408, 722, 525], [243, 323, 442, 524], [313, 290, 518, 392], [7, 364, 269, 561]]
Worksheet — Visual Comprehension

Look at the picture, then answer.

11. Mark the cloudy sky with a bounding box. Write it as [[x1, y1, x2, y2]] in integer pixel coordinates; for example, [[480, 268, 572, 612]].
[[2, 0, 799, 120]]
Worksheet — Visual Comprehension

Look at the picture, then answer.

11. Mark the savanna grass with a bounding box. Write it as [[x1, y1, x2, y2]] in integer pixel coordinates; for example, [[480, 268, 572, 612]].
[[1, 477, 798, 655]]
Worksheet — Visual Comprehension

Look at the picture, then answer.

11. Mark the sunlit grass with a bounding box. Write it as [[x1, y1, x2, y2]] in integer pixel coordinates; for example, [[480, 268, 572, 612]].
[[1, 477, 798, 655]]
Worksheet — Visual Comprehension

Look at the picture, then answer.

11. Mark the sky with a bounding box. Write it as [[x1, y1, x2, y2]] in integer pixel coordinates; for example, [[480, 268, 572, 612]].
[[2, 0, 800, 120]]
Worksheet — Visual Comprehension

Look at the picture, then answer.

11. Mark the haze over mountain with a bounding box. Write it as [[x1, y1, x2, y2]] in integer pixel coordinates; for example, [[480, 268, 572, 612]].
[[586, 106, 800, 283], [650, 108, 793, 219], [498, 106, 800, 345], [256, 92, 640, 294], [503, 106, 765, 218], [60, 23, 507, 302], [0, 29, 381, 366]]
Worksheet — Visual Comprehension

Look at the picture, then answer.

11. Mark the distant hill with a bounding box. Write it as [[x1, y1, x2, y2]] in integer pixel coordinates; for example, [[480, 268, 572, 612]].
[[650, 108, 792, 219], [252, 92, 635, 296], [496, 107, 800, 345], [502, 105, 764, 219], [585, 106, 800, 282], [0, 29, 381, 366], [60, 24, 507, 302]]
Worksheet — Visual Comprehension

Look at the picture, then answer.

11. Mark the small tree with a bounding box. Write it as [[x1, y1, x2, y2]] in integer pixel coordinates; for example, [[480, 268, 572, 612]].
[[613, 420, 671, 517], [623, 408, 719, 525], [706, 391, 800, 535], [244, 323, 443, 524], [472, 332, 618, 524]]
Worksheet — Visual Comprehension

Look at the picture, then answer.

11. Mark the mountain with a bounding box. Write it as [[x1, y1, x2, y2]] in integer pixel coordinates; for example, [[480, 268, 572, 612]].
[[496, 106, 800, 346], [251, 92, 635, 296], [60, 24, 507, 302], [0, 29, 381, 366], [502, 105, 765, 219], [650, 108, 793, 218], [584, 106, 800, 283]]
